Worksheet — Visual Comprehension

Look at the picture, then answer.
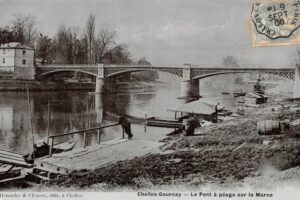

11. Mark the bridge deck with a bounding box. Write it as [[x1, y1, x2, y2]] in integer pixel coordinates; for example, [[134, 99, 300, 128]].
[[35, 138, 163, 174]]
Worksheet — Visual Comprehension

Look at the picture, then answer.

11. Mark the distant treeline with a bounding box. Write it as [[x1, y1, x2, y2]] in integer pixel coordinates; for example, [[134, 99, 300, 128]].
[[0, 13, 158, 81]]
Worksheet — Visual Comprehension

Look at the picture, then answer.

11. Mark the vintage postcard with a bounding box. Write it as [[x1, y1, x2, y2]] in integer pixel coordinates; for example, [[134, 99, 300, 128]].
[[0, 0, 300, 199]]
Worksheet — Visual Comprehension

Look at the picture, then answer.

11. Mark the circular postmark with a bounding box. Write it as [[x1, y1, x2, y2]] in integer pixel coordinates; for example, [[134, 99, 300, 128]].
[[251, 0, 300, 40]]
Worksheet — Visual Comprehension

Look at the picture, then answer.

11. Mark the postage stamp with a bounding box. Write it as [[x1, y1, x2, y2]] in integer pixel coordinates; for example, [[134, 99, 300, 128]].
[[251, 0, 300, 47]]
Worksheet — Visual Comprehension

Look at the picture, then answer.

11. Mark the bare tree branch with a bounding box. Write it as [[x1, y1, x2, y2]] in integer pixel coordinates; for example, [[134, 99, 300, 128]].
[[86, 14, 96, 64]]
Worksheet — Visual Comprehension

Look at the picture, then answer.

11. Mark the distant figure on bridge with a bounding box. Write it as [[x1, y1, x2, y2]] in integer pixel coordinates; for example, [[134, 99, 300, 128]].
[[118, 115, 133, 139]]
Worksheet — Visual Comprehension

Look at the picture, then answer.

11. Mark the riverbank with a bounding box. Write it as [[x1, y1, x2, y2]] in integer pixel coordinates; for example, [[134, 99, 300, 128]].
[[0, 80, 94, 91], [0, 80, 165, 91], [30, 92, 300, 191]]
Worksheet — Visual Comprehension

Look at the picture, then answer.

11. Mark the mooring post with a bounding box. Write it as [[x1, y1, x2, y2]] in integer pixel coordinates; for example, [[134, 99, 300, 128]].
[[97, 129, 101, 144], [144, 114, 147, 132], [49, 137, 54, 157], [122, 128, 125, 139], [83, 131, 87, 148]]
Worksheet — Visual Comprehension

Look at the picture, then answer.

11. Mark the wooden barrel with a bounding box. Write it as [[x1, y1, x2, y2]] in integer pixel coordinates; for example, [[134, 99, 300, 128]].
[[182, 117, 199, 136], [182, 119, 189, 132], [257, 120, 281, 135]]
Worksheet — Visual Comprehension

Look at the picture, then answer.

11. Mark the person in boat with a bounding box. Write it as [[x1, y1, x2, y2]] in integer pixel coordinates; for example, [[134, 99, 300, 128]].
[[25, 140, 50, 163], [118, 114, 133, 139]]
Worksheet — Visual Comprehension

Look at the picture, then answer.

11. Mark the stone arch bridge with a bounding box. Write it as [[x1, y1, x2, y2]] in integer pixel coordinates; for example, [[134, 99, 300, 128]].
[[36, 64, 299, 99]]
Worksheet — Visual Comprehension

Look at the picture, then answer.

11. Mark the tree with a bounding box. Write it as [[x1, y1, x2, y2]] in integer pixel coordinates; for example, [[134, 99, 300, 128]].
[[76, 36, 88, 64], [50, 24, 81, 64], [95, 26, 116, 63], [132, 57, 159, 81], [36, 34, 52, 64], [86, 14, 96, 64], [0, 27, 17, 45], [94, 26, 133, 64], [102, 44, 132, 64], [137, 57, 151, 65], [221, 56, 242, 90], [11, 14, 38, 46], [222, 56, 239, 68]]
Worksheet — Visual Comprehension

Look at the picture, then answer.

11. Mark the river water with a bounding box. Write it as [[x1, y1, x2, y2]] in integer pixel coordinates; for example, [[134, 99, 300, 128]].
[[0, 74, 264, 154]]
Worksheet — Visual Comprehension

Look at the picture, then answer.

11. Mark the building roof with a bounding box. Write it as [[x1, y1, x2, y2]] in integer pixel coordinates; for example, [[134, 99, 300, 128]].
[[0, 42, 34, 50], [168, 100, 222, 115], [245, 92, 269, 99]]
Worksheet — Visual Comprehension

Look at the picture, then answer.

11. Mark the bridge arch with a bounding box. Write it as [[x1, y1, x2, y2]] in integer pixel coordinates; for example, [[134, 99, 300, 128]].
[[38, 69, 98, 78], [105, 68, 183, 78]]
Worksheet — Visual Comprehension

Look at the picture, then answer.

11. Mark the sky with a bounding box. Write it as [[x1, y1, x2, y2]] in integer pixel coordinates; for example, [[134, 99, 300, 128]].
[[0, 0, 298, 67]]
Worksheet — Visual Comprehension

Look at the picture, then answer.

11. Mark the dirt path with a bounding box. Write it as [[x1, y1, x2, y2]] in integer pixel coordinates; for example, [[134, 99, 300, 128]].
[[37, 138, 163, 172]]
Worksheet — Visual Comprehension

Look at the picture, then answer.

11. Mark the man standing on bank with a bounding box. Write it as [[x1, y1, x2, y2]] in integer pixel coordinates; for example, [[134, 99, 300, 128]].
[[118, 114, 133, 139]]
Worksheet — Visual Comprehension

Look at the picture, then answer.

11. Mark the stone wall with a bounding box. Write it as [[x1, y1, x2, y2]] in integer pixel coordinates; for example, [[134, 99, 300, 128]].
[[14, 66, 36, 80]]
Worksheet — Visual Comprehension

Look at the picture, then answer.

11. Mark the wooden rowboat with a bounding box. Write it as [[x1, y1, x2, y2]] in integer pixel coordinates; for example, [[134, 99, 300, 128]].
[[233, 92, 246, 97], [24, 139, 77, 163]]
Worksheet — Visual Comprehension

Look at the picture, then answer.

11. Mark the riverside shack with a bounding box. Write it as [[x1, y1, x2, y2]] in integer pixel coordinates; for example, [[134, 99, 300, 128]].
[[168, 100, 222, 122], [244, 92, 268, 105]]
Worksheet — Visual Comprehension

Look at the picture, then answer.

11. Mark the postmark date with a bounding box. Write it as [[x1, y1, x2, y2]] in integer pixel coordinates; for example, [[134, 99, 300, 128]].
[[267, 3, 287, 26]]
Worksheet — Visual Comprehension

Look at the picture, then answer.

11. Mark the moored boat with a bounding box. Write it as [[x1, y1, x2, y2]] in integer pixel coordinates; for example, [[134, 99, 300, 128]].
[[233, 92, 246, 97], [24, 139, 77, 163]]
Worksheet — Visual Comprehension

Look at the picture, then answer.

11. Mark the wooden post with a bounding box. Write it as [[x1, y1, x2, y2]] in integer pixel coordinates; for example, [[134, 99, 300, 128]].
[[47, 100, 51, 145], [97, 129, 101, 144], [27, 88, 35, 160], [122, 128, 125, 139], [83, 131, 87, 148], [144, 114, 147, 133], [49, 137, 54, 157]]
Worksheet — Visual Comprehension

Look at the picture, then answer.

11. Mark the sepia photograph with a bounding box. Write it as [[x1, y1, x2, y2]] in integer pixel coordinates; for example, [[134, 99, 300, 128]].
[[0, 0, 300, 199]]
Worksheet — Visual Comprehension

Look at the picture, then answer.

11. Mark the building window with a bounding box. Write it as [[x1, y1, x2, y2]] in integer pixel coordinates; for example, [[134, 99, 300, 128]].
[[22, 59, 26, 65], [23, 50, 26, 55], [2, 58, 5, 64]]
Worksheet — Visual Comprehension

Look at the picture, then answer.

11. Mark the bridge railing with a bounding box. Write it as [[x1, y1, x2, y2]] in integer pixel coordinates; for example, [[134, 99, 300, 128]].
[[38, 63, 296, 70], [41, 64, 98, 68]]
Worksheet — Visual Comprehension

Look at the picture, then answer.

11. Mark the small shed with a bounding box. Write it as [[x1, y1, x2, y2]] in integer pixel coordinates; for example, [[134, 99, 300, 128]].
[[168, 100, 220, 122], [244, 92, 268, 104]]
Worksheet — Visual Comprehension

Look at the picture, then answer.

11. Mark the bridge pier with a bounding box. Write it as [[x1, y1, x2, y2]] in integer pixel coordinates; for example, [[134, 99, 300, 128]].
[[95, 77, 117, 94], [179, 79, 200, 99], [178, 64, 200, 99], [95, 93, 103, 125], [293, 65, 300, 99]]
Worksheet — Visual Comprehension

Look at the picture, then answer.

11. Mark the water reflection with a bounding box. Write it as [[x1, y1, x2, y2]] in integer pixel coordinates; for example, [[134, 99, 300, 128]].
[[0, 87, 179, 154], [0, 80, 253, 154]]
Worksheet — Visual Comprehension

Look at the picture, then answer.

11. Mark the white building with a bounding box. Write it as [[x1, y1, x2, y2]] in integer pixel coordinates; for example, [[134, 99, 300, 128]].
[[0, 42, 35, 79]]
